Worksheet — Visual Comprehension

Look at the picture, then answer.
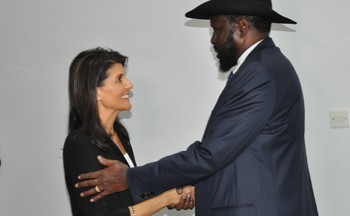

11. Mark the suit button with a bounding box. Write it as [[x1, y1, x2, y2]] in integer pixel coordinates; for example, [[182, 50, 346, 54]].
[[140, 191, 155, 199]]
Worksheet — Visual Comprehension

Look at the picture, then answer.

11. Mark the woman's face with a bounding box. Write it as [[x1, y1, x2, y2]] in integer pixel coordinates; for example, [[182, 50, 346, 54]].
[[97, 63, 133, 114]]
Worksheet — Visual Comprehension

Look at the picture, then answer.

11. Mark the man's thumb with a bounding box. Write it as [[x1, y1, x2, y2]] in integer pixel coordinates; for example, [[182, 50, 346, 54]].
[[97, 155, 115, 166]]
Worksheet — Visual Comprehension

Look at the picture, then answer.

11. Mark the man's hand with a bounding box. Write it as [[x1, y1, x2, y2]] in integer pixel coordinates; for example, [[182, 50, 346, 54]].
[[168, 186, 195, 211], [75, 155, 129, 202]]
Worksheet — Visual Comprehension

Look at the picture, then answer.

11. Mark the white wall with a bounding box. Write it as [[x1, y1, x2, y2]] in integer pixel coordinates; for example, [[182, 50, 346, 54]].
[[0, 0, 349, 216], [293, 0, 350, 214]]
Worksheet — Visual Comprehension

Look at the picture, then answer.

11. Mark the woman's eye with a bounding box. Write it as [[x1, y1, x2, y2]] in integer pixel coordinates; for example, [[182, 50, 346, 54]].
[[116, 75, 123, 82]]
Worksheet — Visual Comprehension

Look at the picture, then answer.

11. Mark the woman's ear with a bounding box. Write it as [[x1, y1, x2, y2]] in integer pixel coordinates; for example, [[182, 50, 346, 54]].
[[96, 88, 102, 101]]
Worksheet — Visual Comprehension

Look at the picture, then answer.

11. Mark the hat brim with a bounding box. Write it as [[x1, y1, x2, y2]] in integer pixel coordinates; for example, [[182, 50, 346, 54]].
[[185, 0, 297, 24]]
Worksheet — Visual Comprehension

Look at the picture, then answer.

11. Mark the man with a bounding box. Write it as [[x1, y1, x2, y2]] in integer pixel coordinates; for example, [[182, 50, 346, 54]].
[[76, 0, 319, 215]]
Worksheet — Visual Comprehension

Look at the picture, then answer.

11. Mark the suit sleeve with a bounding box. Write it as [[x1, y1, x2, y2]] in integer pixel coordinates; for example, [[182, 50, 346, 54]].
[[128, 63, 277, 203], [63, 135, 130, 216]]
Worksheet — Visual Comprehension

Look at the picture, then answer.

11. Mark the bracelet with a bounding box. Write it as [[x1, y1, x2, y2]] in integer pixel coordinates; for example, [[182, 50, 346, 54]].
[[131, 205, 136, 216]]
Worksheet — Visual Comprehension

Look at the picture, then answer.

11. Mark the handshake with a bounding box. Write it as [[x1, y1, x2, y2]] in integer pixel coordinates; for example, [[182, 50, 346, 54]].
[[167, 186, 195, 211], [75, 155, 195, 212]]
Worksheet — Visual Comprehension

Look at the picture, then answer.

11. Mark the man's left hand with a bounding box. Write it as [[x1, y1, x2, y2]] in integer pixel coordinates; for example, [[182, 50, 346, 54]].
[[75, 155, 129, 202]]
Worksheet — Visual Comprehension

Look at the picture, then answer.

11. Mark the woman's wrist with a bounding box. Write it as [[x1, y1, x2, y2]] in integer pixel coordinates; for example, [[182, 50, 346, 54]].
[[166, 188, 182, 206]]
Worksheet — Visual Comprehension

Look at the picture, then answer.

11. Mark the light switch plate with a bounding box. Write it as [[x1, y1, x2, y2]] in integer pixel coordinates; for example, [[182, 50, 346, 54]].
[[330, 109, 349, 128]]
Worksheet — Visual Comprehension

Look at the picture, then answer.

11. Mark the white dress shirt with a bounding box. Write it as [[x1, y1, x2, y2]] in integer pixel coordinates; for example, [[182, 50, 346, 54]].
[[229, 39, 263, 76]]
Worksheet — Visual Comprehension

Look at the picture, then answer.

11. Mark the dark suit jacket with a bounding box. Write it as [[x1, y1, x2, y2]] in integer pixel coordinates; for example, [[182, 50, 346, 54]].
[[63, 128, 136, 216], [128, 38, 318, 216]]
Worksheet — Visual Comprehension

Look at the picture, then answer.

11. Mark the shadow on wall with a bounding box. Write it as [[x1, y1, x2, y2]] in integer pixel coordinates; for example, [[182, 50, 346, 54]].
[[272, 24, 296, 32]]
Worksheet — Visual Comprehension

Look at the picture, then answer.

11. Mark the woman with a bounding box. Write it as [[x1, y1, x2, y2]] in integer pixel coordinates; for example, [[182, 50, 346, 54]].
[[63, 47, 193, 216]]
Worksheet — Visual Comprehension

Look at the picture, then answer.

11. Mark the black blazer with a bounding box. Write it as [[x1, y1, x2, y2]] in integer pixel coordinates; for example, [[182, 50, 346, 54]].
[[127, 38, 318, 216], [63, 128, 136, 216]]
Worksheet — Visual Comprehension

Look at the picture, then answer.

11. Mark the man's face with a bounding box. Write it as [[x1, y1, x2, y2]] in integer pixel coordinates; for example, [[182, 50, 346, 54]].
[[210, 15, 238, 72]]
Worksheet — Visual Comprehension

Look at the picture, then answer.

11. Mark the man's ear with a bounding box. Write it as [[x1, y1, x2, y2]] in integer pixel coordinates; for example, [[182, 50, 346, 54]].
[[237, 18, 249, 37]]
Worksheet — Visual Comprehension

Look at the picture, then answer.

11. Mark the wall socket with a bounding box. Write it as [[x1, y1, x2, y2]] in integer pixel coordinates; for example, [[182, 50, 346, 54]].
[[330, 109, 349, 128]]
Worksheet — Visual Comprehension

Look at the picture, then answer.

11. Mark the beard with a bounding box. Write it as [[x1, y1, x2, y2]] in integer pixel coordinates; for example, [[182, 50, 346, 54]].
[[216, 30, 239, 72]]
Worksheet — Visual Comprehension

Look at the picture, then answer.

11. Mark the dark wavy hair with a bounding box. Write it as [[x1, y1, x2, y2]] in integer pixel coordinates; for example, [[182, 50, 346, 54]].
[[68, 47, 129, 149]]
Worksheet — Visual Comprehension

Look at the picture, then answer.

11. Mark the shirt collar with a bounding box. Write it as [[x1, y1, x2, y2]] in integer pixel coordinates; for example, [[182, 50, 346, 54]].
[[229, 39, 264, 75]]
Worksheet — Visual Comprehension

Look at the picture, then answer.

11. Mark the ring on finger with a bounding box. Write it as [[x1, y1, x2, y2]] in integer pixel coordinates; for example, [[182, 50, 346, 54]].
[[95, 185, 102, 193]]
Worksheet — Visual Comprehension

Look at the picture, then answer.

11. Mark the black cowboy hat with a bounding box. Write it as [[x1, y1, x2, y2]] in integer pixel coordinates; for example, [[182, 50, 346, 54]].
[[185, 0, 296, 24]]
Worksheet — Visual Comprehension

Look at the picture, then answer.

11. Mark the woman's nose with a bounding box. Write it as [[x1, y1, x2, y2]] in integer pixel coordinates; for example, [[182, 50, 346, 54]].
[[125, 78, 133, 89]]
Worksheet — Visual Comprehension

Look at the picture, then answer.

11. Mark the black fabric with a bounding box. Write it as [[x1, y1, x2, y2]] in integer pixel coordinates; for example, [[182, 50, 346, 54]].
[[127, 38, 318, 216], [63, 128, 136, 216], [185, 0, 297, 24]]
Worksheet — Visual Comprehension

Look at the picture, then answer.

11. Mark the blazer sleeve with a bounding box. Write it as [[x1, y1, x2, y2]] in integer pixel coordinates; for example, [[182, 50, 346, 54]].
[[63, 135, 130, 216], [128, 63, 276, 203]]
